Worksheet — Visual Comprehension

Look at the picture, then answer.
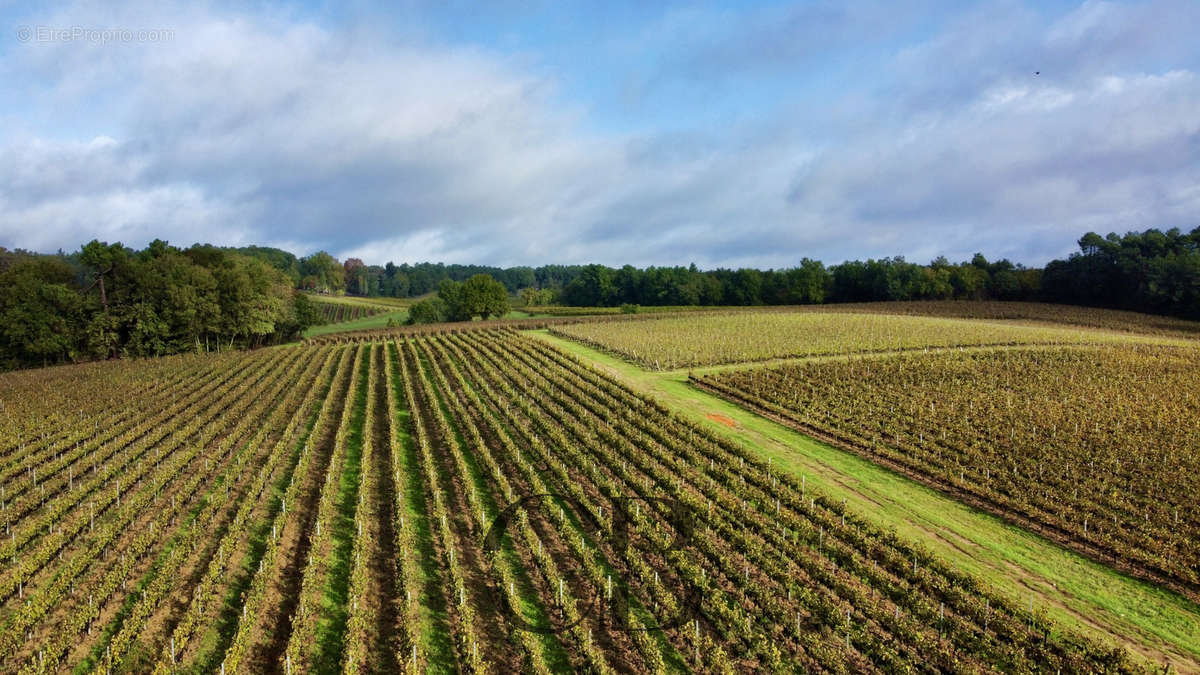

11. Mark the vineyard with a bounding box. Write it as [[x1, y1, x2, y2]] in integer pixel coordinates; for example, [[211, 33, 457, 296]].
[[528, 305, 720, 317], [0, 329, 1145, 672], [695, 344, 1200, 600], [548, 311, 1147, 370], [809, 301, 1200, 340], [536, 301, 1200, 340], [309, 297, 390, 325]]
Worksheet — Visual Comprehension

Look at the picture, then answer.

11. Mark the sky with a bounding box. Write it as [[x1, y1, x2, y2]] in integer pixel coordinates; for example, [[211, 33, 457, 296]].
[[0, 0, 1197, 269]]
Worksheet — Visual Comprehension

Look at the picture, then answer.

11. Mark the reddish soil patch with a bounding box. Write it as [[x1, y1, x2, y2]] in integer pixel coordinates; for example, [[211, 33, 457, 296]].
[[705, 413, 737, 429]]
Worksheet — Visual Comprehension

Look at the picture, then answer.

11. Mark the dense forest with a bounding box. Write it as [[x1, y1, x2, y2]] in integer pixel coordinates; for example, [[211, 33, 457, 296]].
[[0, 240, 314, 370], [1, 226, 1196, 370], [1041, 229, 1200, 319]]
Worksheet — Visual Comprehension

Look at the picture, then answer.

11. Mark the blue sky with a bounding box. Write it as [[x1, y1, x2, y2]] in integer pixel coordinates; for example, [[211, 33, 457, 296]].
[[1, 0, 1197, 268]]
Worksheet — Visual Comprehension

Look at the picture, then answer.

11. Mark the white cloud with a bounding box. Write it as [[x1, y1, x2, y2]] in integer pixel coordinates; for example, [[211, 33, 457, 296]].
[[790, 68, 1200, 263], [0, 0, 1197, 269]]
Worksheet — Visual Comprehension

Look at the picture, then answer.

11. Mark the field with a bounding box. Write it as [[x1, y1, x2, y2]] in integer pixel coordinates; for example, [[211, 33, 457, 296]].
[[305, 293, 418, 309], [309, 298, 388, 324], [304, 296, 410, 338], [533, 329, 1200, 669], [537, 301, 1200, 340], [694, 344, 1200, 600], [548, 310, 1156, 370], [0, 329, 1147, 673], [808, 301, 1200, 340], [522, 305, 724, 317]]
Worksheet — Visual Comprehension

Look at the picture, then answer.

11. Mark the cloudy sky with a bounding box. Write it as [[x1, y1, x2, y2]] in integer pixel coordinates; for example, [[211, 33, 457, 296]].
[[1, 0, 1197, 268]]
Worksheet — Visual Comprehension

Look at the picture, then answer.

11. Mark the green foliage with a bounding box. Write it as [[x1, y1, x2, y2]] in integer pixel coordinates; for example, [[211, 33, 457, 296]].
[[1043, 226, 1200, 319], [0, 240, 307, 370], [300, 251, 345, 293], [292, 293, 320, 331], [124, 301, 169, 356], [231, 245, 302, 284], [563, 264, 616, 306], [458, 274, 511, 319], [518, 286, 555, 306], [406, 297, 448, 325], [404, 273, 510, 324], [439, 274, 510, 321], [436, 278, 464, 319], [0, 256, 84, 367], [79, 239, 128, 274], [0, 246, 28, 273], [783, 258, 829, 304], [559, 256, 1039, 308], [620, 303, 639, 314], [85, 310, 120, 359]]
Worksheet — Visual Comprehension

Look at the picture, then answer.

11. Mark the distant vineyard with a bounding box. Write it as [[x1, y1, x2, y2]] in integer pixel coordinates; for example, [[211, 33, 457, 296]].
[[695, 344, 1200, 599], [531, 305, 719, 316], [550, 312, 1133, 369], [813, 301, 1200, 340], [0, 331, 1143, 672], [536, 301, 1200, 339], [309, 297, 389, 325], [305, 301, 1200, 349], [301, 311, 688, 344]]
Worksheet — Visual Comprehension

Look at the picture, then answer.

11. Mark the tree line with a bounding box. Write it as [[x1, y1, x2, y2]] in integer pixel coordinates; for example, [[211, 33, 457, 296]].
[[1, 226, 1196, 370], [0, 240, 315, 370], [235, 246, 1039, 307], [233, 247, 571, 300], [1041, 228, 1200, 319], [553, 228, 1198, 318], [238, 228, 1198, 321]]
